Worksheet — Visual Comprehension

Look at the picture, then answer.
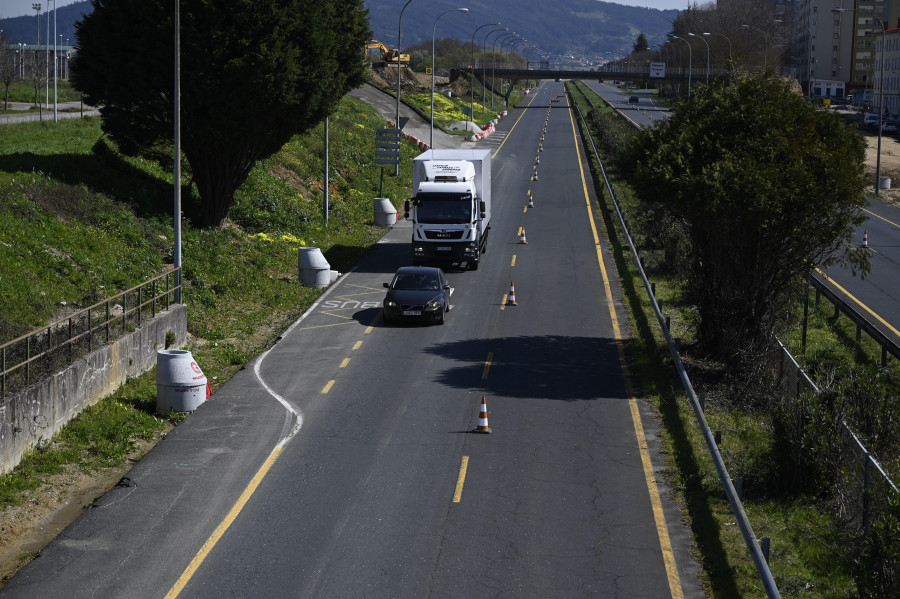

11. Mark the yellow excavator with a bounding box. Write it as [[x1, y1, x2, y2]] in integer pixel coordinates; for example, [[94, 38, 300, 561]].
[[366, 40, 410, 66]]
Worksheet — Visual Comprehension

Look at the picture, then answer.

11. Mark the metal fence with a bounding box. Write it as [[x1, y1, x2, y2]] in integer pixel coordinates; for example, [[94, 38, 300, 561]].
[[772, 340, 899, 533], [1, 268, 182, 399]]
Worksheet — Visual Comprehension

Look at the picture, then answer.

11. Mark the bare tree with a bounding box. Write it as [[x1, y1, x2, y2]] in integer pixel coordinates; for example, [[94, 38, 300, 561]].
[[0, 33, 15, 110]]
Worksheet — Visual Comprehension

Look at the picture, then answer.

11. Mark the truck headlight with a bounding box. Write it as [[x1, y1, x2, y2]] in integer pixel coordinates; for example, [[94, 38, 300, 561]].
[[413, 245, 424, 256]]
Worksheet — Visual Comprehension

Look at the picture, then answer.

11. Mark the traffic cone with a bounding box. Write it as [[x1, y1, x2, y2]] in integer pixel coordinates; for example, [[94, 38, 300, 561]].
[[473, 396, 492, 433], [519, 227, 528, 244], [528, 194, 534, 208], [862, 230, 869, 248], [507, 282, 518, 306], [535, 155, 540, 165]]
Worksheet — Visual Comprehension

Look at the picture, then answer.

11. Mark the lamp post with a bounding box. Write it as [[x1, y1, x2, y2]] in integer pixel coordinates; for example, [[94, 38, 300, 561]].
[[835, 7, 885, 195], [32, 4, 40, 105], [671, 35, 692, 97], [688, 32, 709, 85], [741, 24, 770, 69], [431, 7, 468, 149], [703, 32, 731, 69], [395, 0, 416, 176], [53, 1, 57, 122], [774, 19, 813, 99], [470, 22, 500, 135], [174, 0, 182, 302], [482, 27, 507, 116], [500, 36, 524, 103], [493, 32, 517, 109]]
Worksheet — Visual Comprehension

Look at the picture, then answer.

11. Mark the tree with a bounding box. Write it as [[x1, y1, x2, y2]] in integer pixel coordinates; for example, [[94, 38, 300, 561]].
[[0, 33, 15, 110], [71, 0, 371, 229], [633, 32, 649, 53], [620, 71, 869, 360]]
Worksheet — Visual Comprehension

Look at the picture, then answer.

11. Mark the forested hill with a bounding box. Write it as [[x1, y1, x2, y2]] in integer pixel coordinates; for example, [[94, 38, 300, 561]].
[[1, 0, 679, 61], [364, 0, 680, 60]]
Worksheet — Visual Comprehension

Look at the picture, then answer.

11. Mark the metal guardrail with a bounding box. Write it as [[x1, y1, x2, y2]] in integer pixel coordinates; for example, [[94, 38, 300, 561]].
[[568, 86, 782, 598], [807, 271, 900, 366], [1, 268, 182, 398]]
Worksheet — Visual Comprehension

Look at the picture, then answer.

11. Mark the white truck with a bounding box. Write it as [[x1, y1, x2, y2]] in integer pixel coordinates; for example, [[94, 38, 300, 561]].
[[405, 149, 492, 270]]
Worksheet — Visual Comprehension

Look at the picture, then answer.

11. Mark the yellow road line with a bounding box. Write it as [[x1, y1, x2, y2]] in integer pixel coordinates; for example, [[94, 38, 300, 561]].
[[511, 254, 517, 267], [568, 105, 684, 599], [340, 358, 350, 368], [815, 269, 900, 337], [164, 447, 284, 599], [353, 340, 363, 350], [452, 456, 470, 503], [322, 380, 335, 394], [863, 207, 900, 228], [500, 293, 508, 310], [482, 352, 493, 380]]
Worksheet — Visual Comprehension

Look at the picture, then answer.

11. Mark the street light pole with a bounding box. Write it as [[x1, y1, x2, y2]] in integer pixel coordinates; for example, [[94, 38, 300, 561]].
[[671, 35, 692, 97], [703, 32, 732, 66], [741, 24, 770, 69], [482, 27, 507, 116], [431, 7, 468, 149], [395, 0, 416, 176], [835, 7, 885, 195], [688, 32, 709, 85], [470, 22, 500, 135], [53, 1, 57, 122], [174, 0, 182, 302], [493, 32, 517, 109], [774, 19, 813, 99]]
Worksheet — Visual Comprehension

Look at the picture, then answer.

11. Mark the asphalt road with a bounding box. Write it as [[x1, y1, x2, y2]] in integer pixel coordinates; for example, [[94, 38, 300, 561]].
[[823, 199, 900, 346], [0, 82, 703, 598], [582, 81, 671, 129]]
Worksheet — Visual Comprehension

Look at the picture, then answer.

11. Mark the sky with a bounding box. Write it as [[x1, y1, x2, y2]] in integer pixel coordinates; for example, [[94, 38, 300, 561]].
[[3, 0, 82, 19], [3, 0, 691, 19]]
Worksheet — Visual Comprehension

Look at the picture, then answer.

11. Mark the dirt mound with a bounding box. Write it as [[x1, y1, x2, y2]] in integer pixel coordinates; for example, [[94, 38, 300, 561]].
[[370, 65, 471, 98]]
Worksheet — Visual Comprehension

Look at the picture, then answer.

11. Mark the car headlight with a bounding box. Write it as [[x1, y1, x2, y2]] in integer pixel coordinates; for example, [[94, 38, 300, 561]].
[[425, 298, 442, 311], [385, 299, 398, 308]]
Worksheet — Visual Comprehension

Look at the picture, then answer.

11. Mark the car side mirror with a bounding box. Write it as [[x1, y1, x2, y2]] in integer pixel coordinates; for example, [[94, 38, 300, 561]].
[[404, 200, 410, 219], [383, 282, 390, 288]]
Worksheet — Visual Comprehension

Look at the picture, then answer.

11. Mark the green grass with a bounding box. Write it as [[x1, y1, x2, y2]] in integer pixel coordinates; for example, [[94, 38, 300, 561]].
[[0, 95, 419, 509]]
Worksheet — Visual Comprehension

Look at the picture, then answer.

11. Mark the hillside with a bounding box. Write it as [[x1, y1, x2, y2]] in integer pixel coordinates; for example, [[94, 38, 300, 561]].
[[364, 0, 680, 61], [0, 1, 680, 62]]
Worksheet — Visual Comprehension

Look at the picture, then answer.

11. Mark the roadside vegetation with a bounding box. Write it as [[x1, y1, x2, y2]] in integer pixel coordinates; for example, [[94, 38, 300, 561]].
[[1, 80, 83, 112], [570, 78, 900, 597], [0, 96, 420, 577]]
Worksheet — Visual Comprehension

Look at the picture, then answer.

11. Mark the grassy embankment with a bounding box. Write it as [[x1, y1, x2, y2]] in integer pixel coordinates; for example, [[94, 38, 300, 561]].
[[1, 80, 83, 113], [569, 80, 899, 597], [0, 96, 419, 508]]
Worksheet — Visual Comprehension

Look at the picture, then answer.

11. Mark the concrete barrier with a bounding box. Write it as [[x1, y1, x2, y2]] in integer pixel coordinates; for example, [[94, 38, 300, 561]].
[[0, 304, 188, 474]]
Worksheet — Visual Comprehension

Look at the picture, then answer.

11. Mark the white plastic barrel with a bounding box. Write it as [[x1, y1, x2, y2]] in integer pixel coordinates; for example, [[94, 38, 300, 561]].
[[879, 177, 891, 190], [373, 198, 397, 227], [298, 247, 331, 288], [156, 349, 208, 413]]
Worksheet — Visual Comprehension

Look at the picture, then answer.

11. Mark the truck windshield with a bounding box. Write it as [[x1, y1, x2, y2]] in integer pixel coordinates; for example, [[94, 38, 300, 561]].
[[416, 192, 473, 224]]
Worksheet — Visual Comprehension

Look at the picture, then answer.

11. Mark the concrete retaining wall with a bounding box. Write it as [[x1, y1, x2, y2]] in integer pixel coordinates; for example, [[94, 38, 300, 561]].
[[0, 304, 188, 474]]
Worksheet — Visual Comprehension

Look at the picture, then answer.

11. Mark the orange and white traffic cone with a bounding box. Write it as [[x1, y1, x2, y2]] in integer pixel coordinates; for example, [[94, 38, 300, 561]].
[[535, 155, 540, 165], [528, 193, 534, 208], [519, 227, 528, 244], [473, 396, 492, 433], [862, 230, 869, 248], [507, 282, 518, 306], [532, 169, 539, 181]]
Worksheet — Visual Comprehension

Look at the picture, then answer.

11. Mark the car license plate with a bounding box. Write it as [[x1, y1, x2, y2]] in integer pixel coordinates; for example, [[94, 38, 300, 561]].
[[437, 246, 451, 252], [402, 310, 421, 316]]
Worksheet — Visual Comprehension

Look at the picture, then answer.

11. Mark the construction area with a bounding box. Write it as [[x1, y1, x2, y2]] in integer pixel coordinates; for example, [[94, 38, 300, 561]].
[[368, 64, 474, 99]]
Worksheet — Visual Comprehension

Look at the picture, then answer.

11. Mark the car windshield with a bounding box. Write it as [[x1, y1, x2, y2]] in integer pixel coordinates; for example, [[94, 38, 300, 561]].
[[416, 193, 472, 224], [392, 272, 440, 291]]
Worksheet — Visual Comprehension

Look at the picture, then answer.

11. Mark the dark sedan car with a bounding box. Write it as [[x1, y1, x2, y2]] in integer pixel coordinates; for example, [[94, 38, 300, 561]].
[[382, 266, 453, 324]]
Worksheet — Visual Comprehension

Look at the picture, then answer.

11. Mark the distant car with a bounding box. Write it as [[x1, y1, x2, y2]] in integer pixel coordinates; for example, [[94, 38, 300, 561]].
[[555, 78, 561, 82], [882, 121, 899, 133], [382, 266, 453, 325], [863, 113, 880, 127], [628, 95, 639, 103]]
